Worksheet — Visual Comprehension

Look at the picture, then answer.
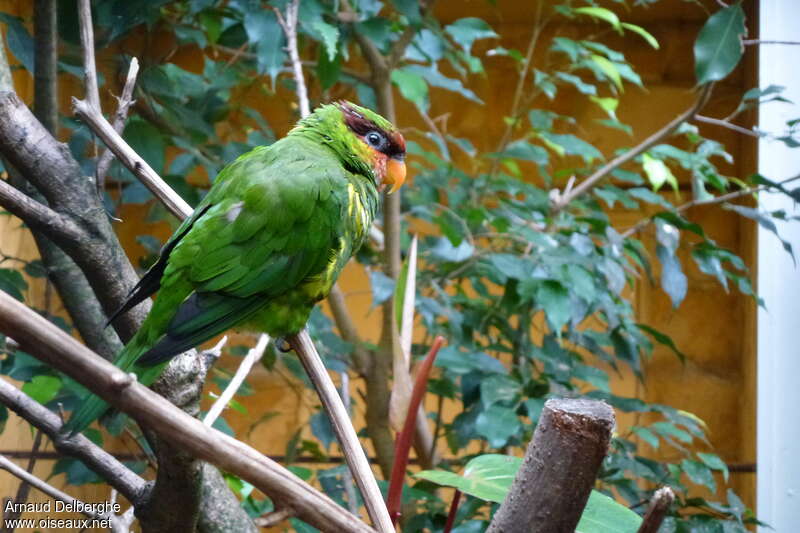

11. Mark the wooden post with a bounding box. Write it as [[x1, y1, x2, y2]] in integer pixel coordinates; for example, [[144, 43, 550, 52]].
[[487, 398, 615, 533]]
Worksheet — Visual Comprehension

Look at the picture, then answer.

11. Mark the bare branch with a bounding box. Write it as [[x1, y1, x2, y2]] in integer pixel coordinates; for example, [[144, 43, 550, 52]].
[[487, 399, 615, 533], [637, 487, 675, 533], [96, 57, 140, 191], [0, 179, 86, 245], [287, 330, 393, 533], [77, 0, 100, 112], [3, 430, 43, 531], [203, 334, 267, 427], [694, 114, 761, 137], [554, 84, 714, 211], [0, 378, 147, 505], [0, 291, 374, 533], [743, 39, 800, 46], [254, 507, 295, 528], [72, 98, 193, 219], [273, 0, 310, 118]]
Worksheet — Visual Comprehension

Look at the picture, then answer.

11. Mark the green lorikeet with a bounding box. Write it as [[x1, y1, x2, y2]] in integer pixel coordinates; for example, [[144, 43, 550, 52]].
[[64, 101, 406, 434]]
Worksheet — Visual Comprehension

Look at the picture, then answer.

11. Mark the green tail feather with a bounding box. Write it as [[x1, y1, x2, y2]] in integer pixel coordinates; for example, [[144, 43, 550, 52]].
[[62, 331, 156, 435]]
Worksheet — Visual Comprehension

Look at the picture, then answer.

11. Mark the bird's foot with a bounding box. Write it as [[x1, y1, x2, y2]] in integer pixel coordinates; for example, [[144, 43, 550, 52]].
[[275, 337, 293, 353]]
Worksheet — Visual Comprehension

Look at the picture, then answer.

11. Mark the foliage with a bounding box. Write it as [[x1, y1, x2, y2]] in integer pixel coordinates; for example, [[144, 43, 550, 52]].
[[0, 0, 797, 531]]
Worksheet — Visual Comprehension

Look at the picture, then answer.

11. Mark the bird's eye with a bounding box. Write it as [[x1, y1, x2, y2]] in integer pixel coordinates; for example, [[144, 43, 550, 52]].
[[365, 131, 385, 149]]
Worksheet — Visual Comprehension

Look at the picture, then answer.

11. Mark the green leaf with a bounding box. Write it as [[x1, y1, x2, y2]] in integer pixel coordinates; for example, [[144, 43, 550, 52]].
[[642, 153, 677, 192], [554, 72, 597, 95], [589, 55, 623, 91], [540, 133, 602, 164], [392, 0, 421, 25], [535, 280, 571, 333], [445, 18, 498, 53], [475, 404, 521, 447], [698, 452, 729, 482], [621, 23, 659, 49], [574, 7, 621, 31], [312, 20, 339, 62], [576, 490, 643, 533], [391, 68, 429, 112], [243, 10, 285, 80], [123, 119, 166, 175], [496, 140, 549, 165], [682, 458, 717, 492], [415, 454, 522, 503], [0, 13, 35, 73], [657, 245, 687, 308], [22, 375, 61, 405], [369, 271, 396, 308], [693, 3, 746, 84], [480, 375, 521, 406], [0, 269, 27, 301]]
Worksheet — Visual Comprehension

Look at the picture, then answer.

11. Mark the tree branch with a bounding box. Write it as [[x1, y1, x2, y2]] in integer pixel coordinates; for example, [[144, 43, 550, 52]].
[[77, 0, 100, 112], [0, 290, 375, 533], [203, 335, 265, 427], [0, 378, 147, 505], [3, 430, 43, 531], [487, 399, 615, 533], [694, 113, 762, 138], [273, 0, 310, 118], [287, 331, 394, 533], [96, 57, 140, 192], [0, 179, 85, 245], [553, 83, 715, 211], [73, 98, 192, 219]]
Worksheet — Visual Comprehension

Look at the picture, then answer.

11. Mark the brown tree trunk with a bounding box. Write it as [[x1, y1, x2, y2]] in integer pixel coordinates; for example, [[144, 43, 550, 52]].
[[487, 398, 615, 533]]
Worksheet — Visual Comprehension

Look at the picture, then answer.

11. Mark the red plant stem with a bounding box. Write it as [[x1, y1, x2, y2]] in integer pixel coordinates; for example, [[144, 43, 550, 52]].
[[443, 489, 462, 533], [386, 335, 446, 525]]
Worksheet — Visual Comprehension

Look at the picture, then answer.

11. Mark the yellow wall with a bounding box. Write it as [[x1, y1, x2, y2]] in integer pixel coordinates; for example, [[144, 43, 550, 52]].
[[0, 0, 758, 528]]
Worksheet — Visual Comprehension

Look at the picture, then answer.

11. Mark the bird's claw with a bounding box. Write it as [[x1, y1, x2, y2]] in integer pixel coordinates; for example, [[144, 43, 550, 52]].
[[275, 337, 293, 353]]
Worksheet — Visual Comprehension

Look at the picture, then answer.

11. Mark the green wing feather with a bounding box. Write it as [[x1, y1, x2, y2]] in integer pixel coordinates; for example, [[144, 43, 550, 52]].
[[64, 137, 353, 435]]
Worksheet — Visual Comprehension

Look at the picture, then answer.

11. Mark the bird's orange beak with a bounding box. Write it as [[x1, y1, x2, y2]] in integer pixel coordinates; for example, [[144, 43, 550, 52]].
[[385, 157, 406, 194]]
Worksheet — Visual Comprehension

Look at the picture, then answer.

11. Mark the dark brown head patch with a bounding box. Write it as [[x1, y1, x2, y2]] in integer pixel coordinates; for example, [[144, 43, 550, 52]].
[[338, 102, 405, 159]]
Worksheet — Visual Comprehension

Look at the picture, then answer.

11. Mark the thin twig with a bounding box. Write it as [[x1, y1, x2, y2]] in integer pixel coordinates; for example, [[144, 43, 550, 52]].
[[288, 330, 394, 533], [743, 39, 800, 46], [254, 507, 295, 528], [273, 0, 310, 118], [3, 430, 43, 531], [77, 0, 100, 112], [96, 57, 140, 192], [72, 98, 192, 219], [694, 114, 762, 138], [554, 84, 714, 210], [203, 334, 268, 427]]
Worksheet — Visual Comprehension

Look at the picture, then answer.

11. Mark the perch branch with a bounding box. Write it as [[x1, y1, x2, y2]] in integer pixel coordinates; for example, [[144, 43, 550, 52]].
[[96, 57, 140, 191], [3, 430, 42, 531], [287, 330, 394, 533], [487, 399, 615, 533], [0, 290, 374, 533], [254, 507, 295, 528], [203, 335, 267, 427], [553, 84, 714, 211], [694, 114, 761, 138]]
